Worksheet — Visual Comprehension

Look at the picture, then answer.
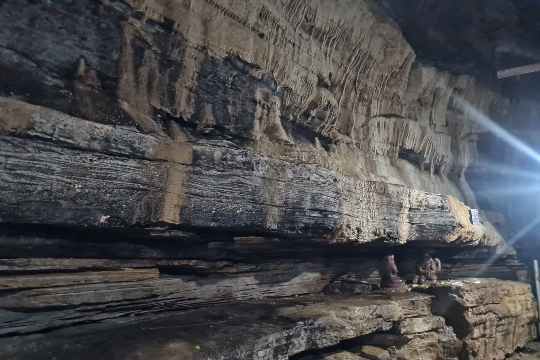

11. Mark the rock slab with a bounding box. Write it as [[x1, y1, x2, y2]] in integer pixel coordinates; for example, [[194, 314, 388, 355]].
[[424, 279, 538, 360]]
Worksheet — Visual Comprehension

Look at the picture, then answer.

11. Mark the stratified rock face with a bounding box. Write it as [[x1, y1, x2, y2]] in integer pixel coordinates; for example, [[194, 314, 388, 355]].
[[2, 281, 535, 360], [0, 1, 536, 360], [0, 293, 461, 360], [0, 0, 508, 246], [424, 279, 538, 360]]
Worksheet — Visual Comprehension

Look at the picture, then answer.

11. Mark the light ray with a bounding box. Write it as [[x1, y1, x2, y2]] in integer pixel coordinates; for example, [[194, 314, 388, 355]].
[[475, 215, 540, 276], [455, 97, 540, 165], [476, 185, 540, 197], [453, 97, 540, 277], [473, 159, 540, 182]]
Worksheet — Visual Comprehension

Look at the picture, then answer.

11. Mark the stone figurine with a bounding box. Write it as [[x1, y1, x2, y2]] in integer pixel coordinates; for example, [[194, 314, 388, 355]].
[[379, 254, 406, 291], [414, 253, 442, 284], [76, 57, 101, 90]]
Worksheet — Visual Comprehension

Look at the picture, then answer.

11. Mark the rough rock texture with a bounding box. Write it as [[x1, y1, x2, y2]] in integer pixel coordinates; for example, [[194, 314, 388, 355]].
[[0, 97, 493, 245], [381, 0, 540, 252], [0, 0, 509, 246], [423, 279, 538, 360], [303, 353, 369, 360], [1, 293, 461, 360], [507, 342, 540, 360], [0, 1, 537, 359]]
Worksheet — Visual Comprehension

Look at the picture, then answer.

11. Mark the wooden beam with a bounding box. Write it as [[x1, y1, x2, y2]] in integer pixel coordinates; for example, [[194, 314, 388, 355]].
[[497, 63, 540, 79]]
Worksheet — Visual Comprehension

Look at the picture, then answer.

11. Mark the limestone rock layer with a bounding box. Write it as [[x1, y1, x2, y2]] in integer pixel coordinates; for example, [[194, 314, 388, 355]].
[[425, 279, 538, 360], [1, 280, 536, 360], [0, 1, 537, 360], [0, 0, 509, 246]]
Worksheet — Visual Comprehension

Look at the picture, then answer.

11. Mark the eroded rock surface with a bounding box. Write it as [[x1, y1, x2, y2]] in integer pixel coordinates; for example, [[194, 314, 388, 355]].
[[0, 293, 460, 360], [0, 1, 537, 359], [0, 0, 509, 246], [423, 279, 538, 360]]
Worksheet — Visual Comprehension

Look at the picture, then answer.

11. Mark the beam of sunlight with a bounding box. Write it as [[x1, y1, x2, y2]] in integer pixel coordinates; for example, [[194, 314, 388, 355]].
[[455, 97, 540, 165], [476, 185, 540, 197], [475, 215, 540, 276], [473, 159, 540, 182], [454, 97, 540, 276]]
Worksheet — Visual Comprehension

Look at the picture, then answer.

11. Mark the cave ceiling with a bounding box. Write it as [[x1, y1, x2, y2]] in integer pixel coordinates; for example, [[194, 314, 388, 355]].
[[382, 0, 540, 101]]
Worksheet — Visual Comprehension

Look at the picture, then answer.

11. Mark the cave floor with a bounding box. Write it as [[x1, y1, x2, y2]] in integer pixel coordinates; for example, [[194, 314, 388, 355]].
[[0, 292, 431, 360], [0, 279, 536, 360]]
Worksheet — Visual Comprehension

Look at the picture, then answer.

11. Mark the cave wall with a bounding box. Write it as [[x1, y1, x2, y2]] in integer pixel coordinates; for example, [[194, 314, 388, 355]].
[[0, 0, 537, 359], [0, 0, 509, 246], [381, 0, 540, 249]]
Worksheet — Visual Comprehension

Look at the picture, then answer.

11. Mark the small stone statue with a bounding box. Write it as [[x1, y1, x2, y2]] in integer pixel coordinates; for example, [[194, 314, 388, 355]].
[[414, 252, 442, 285], [379, 254, 406, 291], [76, 57, 100, 89]]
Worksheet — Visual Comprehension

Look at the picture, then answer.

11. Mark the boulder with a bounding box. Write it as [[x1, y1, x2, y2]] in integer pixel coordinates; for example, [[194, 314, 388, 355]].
[[423, 279, 538, 359]]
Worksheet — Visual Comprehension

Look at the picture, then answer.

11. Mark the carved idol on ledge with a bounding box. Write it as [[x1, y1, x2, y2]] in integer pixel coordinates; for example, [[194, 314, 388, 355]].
[[379, 254, 408, 293], [413, 252, 442, 285]]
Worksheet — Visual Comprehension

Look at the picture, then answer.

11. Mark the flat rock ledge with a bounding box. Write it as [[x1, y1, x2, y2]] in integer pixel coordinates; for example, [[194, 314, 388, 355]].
[[0, 293, 455, 360], [0, 279, 536, 360]]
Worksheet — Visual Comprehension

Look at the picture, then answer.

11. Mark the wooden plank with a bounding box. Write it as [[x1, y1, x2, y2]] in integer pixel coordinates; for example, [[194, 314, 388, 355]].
[[497, 63, 540, 79]]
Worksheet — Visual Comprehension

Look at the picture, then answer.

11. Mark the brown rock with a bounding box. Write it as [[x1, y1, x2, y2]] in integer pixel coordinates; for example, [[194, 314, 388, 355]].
[[302, 352, 370, 360], [0, 1, 533, 360], [357, 345, 391, 360], [397, 316, 446, 335], [0, 293, 435, 360], [424, 279, 538, 359]]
